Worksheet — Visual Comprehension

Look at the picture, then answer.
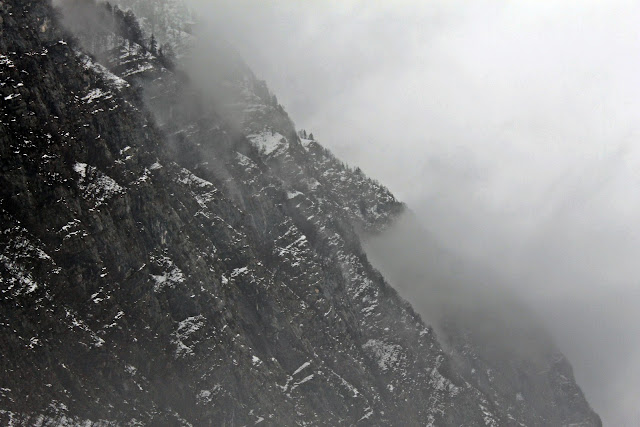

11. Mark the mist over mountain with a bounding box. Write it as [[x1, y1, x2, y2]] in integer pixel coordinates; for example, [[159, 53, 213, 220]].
[[0, 0, 607, 425], [191, 2, 640, 425]]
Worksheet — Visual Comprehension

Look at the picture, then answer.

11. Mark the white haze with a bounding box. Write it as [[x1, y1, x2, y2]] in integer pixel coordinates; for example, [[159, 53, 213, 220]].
[[190, 1, 640, 424]]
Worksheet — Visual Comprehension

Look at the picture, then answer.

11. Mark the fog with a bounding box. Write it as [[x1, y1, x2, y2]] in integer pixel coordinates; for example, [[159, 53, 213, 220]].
[[189, 1, 640, 424]]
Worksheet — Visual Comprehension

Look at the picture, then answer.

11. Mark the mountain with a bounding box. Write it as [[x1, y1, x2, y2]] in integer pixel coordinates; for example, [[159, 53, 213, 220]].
[[0, 1, 600, 425]]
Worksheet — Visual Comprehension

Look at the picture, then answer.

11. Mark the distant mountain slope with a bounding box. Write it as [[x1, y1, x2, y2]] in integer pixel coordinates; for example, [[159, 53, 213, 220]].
[[364, 212, 602, 426], [0, 1, 600, 426]]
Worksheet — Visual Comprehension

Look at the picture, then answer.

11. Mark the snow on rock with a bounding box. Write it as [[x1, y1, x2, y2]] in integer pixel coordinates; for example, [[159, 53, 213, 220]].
[[230, 267, 249, 278], [0, 252, 40, 296], [0, 54, 15, 68], [150, 256, 185, 292], [177, 168, 215, 189], [290, 374, 315, 391], [172, 315, 205, 358], [76, 52, 129, 90], [176, 168, 219, 210], [428, 355, 460, 396], [248, 131, 287, 156], [429, 367, 459, 396], [73, 163, 125, 208], [0, 223, 55, 297], [82, 88, 113, 104], [274, 225, 310, 269], [299, 138, 314, 150], [306, 178, 321, 191], [362, 339, 403, 372], [329, 370, 361, 398], [479, 403, 499, 427], [287, 190, 303, 199], [121, 62, 155, 78], [292, 361, 311, 376], [73, 163, 88, 179], [196, 384, 222, 405], [279, 361, 316, 394], [64, 308, 106, 349], [358, 408, 374, 422], [197, 390, 212, 403], [235, 152, 257, 170]]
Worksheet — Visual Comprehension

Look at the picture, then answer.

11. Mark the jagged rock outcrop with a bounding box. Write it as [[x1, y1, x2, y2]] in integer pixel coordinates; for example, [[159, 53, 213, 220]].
[[0, 1, 600, 425]]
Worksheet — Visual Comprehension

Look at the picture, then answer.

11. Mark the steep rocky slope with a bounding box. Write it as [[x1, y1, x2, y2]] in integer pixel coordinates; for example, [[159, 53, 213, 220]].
[[0, 1, 600, 425]]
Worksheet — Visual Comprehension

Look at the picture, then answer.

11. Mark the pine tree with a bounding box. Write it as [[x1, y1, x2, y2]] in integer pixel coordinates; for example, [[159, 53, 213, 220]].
[[149, 34, 158, 56]]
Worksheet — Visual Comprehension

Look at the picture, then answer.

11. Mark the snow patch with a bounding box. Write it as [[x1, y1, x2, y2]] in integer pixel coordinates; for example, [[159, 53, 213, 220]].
[[429, 366, 459, 395], [300, 138, 313, 149], [0, 54, 15, 68], [77, 52, 129, 90], [73, 163, 124, 208], [358, 408, 374, 422], [292, 361, 311, 376], [121, 62, 155, 77], [236, 152, 256, 168], [290, 374, 314, 391], [362, 339, 403, 371], [172, 315, 205, 358], [73, 162, 87, 179], [230, 267, 248, 278], [82, 88, 112, 104], [248, 131, 287, 156], [178, 169, 215, 188], [150, 256, 185, 292], [64, 309, 105, 348]]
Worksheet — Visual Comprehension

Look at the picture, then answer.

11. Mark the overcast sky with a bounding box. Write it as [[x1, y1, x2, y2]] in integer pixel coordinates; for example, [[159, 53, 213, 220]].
[[191, 1, 640, 424]]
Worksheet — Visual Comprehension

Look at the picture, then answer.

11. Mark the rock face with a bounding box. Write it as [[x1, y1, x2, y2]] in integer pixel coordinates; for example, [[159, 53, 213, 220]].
[[0, 1, 600, 426]]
